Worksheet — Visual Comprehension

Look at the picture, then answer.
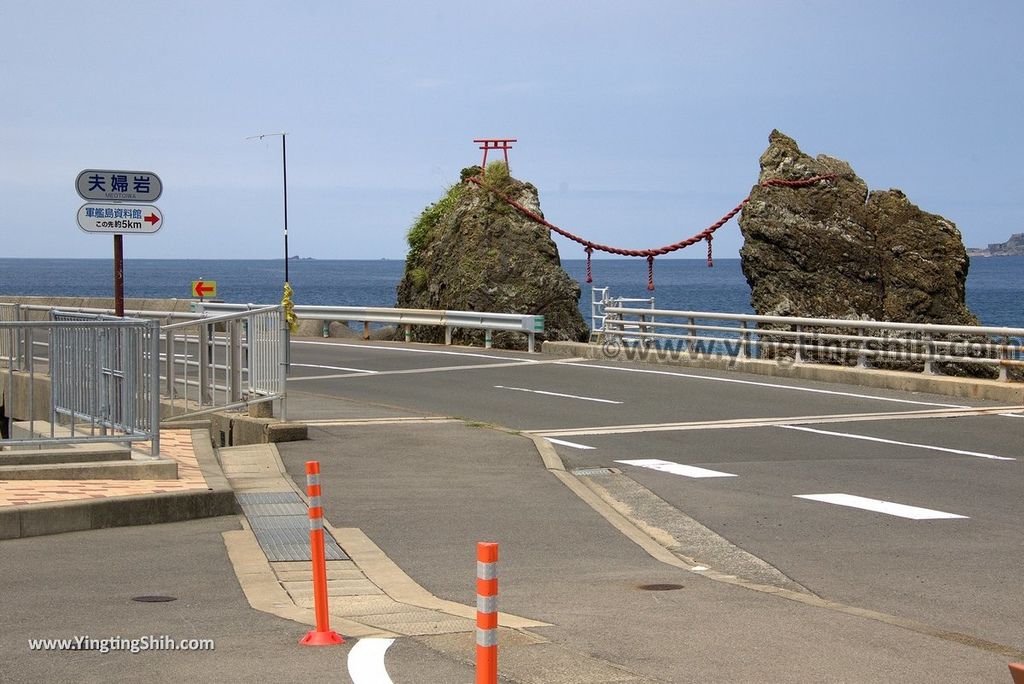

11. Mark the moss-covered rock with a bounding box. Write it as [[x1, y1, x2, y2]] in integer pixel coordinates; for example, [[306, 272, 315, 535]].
[[396, 164, 589, 348]]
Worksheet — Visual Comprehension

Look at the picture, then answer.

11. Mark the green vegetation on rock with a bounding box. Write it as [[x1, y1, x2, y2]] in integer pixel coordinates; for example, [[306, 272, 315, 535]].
[[407, 183, 463, 264]]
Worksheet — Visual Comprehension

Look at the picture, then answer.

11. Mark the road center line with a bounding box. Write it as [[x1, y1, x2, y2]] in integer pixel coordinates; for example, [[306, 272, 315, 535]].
[[794, 493, 968, 520], [291, 363, 379, 374], [494, 385, 623, 404], [347, 637, 395, 684], [778, 425, 1015, 460], [616, 458, 737, 478], [546, 437, 596, 450], [294, 340, 539, 363], [557, 361, 968, 408], [291, 359, 564, 382]]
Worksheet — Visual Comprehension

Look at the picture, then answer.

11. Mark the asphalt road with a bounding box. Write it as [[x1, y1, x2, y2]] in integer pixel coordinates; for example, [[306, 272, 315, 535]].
[[0, 516, 475, 683], [285, 338, 1024, 662]]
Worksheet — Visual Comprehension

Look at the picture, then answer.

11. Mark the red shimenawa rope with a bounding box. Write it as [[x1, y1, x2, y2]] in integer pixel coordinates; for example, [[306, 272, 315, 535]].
[[465, 174, 834, 290]]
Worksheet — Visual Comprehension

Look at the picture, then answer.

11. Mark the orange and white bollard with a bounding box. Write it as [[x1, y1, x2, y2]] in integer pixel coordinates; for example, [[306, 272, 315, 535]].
[[476, 542, 499, 684], [299, 461, 344, 646]]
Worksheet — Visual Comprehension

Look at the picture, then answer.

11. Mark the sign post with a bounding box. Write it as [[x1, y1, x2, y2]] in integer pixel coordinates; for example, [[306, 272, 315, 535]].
[[75, 170, 163, 316]]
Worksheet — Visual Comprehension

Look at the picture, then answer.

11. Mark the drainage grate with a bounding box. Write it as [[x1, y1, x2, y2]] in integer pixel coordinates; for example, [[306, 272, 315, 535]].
[[571, 467, 619, 477], [637, 583, 684, 591], [236, 491, 348, 562]]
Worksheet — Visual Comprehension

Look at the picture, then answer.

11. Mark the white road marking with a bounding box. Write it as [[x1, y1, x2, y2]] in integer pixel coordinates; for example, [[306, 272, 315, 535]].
[[347, 637, 395, 684], [616, 458, 737, 478], [293, 340, 539, 363], [533, 405, 1023, 438], [779, 425, 1016, 461], [291, 363, 379, 374], [794, 493, 968, 520], [291, 359, 566, 382], [557, 362, 967, 408], [494, 385, 623, 404], [546, 437, 596, 450]]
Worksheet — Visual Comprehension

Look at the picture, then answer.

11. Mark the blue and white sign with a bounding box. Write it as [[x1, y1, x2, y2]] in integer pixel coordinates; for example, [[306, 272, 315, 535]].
[[76, 169, 163, 202], [77, 203, 163, 234]]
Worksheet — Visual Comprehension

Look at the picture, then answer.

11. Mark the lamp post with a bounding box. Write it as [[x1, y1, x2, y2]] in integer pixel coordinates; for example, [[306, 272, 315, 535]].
[[247, 132, 290, 285]]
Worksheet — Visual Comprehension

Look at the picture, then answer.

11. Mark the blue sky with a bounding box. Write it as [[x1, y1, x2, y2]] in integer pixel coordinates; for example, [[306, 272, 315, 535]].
[[1, 1, 1021, 260]]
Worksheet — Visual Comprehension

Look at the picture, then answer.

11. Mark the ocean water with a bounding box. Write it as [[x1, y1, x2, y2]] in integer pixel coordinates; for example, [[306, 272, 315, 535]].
[[0, 257, 1021, 328]]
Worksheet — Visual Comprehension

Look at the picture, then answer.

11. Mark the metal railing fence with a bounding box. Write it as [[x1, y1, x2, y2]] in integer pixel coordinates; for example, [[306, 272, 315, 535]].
[[161, 306, 288, 421], [1, 315, 161, 454], [603, 305, 1024, 382]]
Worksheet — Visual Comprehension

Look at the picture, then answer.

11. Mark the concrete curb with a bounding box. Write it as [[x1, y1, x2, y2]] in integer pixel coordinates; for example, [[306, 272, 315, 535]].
[[543, 341, 1024, 404], [0, 429, 236, 540]]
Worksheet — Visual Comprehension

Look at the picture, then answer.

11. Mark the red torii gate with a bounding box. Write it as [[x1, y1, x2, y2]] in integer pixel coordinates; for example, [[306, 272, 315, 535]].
[[474, 138, 517, 171]]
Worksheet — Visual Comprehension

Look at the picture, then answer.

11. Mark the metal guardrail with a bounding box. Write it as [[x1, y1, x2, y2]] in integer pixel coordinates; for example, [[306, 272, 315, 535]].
[[196, 302, 546, 352], [1, 314, 161, 454], [603, 305, 1024, 382], [590, 286, 654, 343]]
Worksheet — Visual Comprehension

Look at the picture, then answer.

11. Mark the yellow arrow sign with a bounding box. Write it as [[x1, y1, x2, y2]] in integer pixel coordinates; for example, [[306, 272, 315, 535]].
[[192, 280, 217, 298]]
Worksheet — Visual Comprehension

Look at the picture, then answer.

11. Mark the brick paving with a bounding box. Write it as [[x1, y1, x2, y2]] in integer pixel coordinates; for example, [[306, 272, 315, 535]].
[[0, 429, 209, 507]]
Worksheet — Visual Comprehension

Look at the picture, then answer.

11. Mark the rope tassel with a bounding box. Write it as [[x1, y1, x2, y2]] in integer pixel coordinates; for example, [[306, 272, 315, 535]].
[[647, 255, 655, 291], [706, 235, 714, 268], [585, 246, 593, 283]]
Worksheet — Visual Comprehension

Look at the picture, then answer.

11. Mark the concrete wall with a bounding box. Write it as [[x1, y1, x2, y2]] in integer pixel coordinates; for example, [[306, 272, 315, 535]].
[[0, 296, 196, 321]]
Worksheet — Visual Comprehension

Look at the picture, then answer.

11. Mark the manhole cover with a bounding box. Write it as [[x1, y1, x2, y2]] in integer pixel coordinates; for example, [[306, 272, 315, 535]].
[[131, 595, 177, 603], [637, 583, 684, 591]]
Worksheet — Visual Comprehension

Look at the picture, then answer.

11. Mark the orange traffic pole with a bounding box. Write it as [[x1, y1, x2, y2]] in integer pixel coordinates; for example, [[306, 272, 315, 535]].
[[299, 461, 344, 646], [1009, 663, 1024, 684], [476, 542, 498, 684]]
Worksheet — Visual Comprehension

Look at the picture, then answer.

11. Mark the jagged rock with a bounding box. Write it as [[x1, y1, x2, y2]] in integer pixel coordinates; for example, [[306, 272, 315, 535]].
[[396, 164, 589, 348], [738, 130, 978, 326]]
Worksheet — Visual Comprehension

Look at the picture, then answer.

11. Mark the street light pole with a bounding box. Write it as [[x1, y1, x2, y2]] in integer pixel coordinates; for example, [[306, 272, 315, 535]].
[[247, 131, 289, 286], [281, 132, 289, 284]]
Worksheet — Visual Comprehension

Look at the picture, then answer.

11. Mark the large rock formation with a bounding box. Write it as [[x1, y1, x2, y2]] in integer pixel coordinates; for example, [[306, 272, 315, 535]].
[[738, 130, 978, 326], [395, 164, 589, 348]]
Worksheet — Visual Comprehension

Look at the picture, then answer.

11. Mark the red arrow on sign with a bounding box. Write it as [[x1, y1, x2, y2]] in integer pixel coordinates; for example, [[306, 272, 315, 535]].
[[144, 213, 160, 225], [193, 281, 214, 297]]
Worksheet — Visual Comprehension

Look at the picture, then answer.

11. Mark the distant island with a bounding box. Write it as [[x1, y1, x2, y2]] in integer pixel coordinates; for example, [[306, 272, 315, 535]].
[[288, 255, 315, 260], [967, 233, 1024, 257]]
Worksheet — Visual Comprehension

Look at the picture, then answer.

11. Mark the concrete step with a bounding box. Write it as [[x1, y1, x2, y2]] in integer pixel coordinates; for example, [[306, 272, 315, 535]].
[[0, 458, 178, 480], [0, 442, 130, 466]]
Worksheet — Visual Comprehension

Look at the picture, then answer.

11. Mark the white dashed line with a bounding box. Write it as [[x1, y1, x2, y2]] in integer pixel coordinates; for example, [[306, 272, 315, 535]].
[[494, 385, 623, 404], [794, 493, 968, 520], [558, 362, 968, 408], [779, 425, 1015, 461], [616, 458, 737, 478], [348, 637, 395, 684]]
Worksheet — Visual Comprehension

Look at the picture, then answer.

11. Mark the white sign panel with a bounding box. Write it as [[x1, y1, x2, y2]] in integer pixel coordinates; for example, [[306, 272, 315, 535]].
[[76, 169, 163, 202], [77, 203, 163, 234]]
